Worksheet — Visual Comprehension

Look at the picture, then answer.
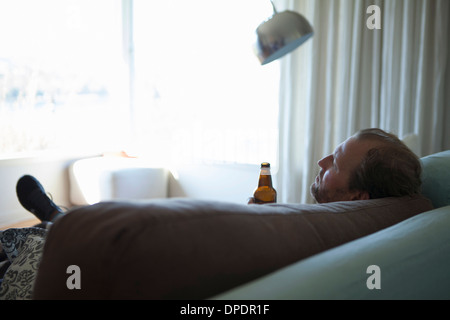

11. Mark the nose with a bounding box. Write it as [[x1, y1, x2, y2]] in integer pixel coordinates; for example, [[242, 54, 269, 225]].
[[318, 154, 333, 169]]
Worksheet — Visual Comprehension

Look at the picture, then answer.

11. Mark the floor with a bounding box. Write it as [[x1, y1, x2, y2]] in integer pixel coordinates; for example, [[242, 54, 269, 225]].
[[0, 218, 41, 230]]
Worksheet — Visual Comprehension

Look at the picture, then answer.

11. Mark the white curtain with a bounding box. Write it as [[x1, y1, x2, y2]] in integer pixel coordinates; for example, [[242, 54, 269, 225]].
[[276, 0, 450, 203]]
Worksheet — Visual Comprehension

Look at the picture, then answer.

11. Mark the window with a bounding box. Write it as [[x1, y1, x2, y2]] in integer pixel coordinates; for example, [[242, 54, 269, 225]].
[[130, 0, 280, 166], [1, 0, 279, 166], [0, 0, 128, 157]]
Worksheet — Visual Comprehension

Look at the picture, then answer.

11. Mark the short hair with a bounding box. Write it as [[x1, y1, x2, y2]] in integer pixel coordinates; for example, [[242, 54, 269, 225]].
[[348, 128, 422, 199]]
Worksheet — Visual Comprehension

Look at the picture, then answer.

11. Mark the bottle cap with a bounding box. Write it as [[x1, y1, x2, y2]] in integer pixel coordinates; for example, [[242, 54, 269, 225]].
[[261, 162, 270, 168]]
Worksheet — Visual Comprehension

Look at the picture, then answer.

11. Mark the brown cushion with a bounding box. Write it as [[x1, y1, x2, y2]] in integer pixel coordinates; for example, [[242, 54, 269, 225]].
[[33, 195, 433, 299]]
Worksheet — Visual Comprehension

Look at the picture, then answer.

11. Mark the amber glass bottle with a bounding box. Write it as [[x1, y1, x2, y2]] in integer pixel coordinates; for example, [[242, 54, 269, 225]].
[[253, 162, 277, 204]]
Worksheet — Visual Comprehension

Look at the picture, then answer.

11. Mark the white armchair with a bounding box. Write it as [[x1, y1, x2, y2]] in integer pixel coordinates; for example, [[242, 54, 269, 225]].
[[69, 156, 169, 206]]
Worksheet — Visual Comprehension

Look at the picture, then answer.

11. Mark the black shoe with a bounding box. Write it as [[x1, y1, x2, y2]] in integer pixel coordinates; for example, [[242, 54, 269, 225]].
[[16, 175, 63, 222]]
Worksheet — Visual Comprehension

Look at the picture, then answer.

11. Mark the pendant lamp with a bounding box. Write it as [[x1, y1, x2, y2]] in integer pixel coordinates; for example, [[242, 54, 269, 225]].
[[255, 0, 313, 65]]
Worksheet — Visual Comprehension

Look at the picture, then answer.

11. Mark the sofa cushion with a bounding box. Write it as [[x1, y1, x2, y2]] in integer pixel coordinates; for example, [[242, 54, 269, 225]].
[[213, 204, 450, 300], [420, 150, 450, 208], [33, 195, 432, 299]]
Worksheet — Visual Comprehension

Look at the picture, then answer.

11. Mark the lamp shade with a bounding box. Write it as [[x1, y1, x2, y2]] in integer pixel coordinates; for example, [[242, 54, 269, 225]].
[[255, 10, 313, 65]]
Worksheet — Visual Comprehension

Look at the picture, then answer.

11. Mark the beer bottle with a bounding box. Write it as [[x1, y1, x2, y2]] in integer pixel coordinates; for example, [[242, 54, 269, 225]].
[[253, 162, 277, 204]]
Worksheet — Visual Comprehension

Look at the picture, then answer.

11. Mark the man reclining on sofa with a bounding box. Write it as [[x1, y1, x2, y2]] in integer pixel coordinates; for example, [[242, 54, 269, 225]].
[[19, 127, 423, 223], [0, 128, 432, 299]]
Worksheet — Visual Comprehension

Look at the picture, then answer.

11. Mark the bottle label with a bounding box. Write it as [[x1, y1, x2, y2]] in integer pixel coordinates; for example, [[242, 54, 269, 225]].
[[260, 168, 271, 175]]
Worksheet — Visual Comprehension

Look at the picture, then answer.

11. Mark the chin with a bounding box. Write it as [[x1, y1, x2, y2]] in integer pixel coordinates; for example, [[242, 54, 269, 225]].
[[310, 184, 320, 203]]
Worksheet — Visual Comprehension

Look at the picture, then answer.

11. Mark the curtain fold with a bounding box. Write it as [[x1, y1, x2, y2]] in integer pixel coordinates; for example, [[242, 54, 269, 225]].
[[276, 0, 449, 204]]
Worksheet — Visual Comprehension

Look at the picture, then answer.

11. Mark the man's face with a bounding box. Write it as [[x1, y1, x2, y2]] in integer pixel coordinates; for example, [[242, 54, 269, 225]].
[[310, 136, 376, 203]]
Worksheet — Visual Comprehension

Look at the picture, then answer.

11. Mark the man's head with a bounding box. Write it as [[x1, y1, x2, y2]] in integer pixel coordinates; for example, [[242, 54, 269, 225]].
[[310, 128, 422, 203]]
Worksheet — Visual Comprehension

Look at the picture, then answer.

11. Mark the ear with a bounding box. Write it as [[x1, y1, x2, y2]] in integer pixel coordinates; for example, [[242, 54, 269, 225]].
[[350, 190, 370, 201]]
